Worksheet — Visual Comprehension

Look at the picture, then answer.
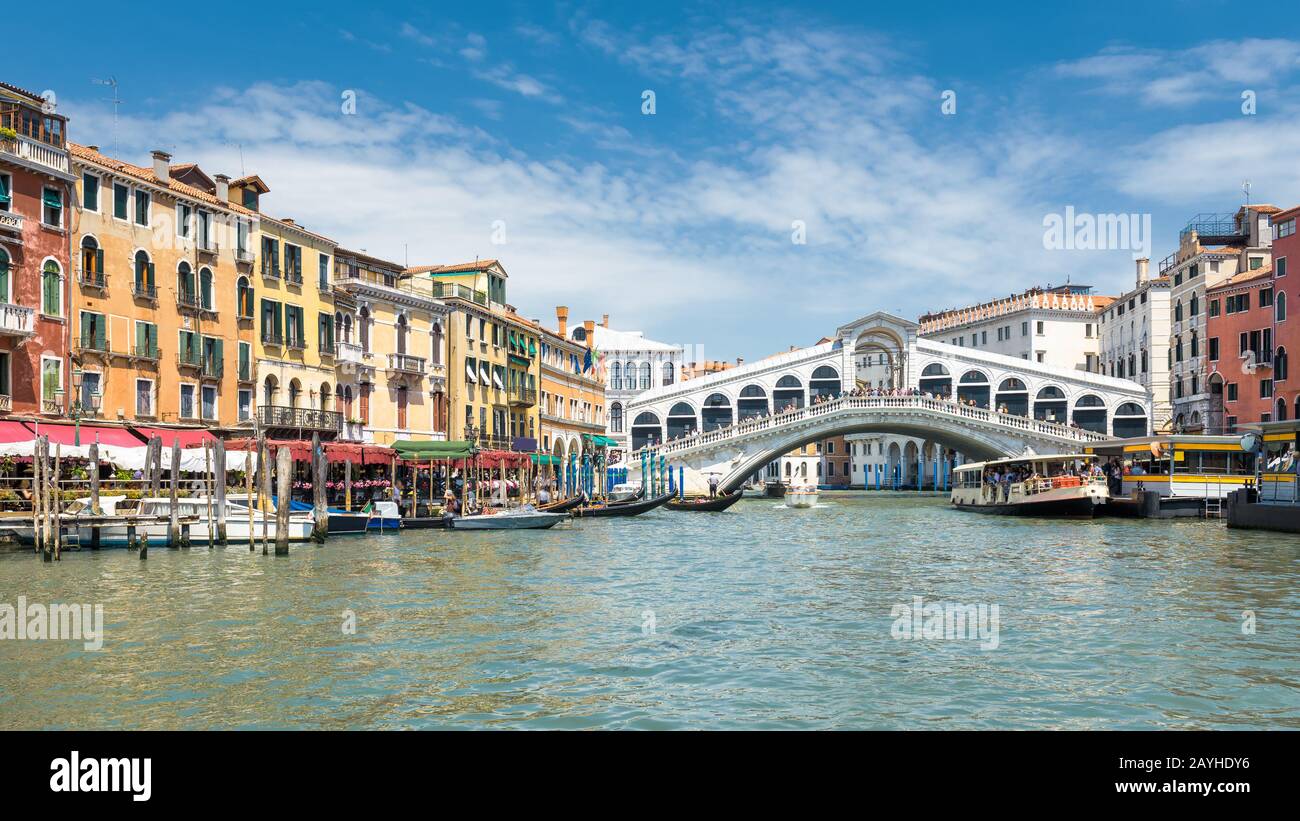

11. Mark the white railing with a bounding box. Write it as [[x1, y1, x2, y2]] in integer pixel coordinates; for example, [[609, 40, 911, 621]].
[[0, 302, 35, 336], [634, 394, 1114, 458], [336, 342, 364, 366], [0, 211, 23, 233], [1, 135, 70, 175], [386, 353, 426, 374]]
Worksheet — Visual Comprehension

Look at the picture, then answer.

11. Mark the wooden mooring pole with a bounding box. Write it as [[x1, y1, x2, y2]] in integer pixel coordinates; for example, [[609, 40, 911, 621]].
[[311, 432, 327, 544], [89, 441, 101, 550], [275, 445, 291, 555], [259, 434, 270, 555], [52, 443, 62, 561], [214, 438, 227, 544], [169, 438, 182, 548]]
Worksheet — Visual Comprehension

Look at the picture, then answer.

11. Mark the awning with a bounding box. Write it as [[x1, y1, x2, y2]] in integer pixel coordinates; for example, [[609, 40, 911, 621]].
[[475, 449, 530, 469], [224, 438, 396, 466], [531, 453, 559, 466], [479, 364, 491, 383], [465, 362, 477, 383], [508, 354, 529, 367], [584, 433, 618, 447], [132, 426, 218, 449], [492, 370, 504, 389], [393, 440, 473, 460], [527, 339, 536, 356]]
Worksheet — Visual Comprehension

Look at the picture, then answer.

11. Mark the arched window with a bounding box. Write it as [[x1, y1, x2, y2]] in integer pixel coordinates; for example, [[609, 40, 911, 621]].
[[42, 260, 62, 316], [1190, 293, 1199, 316], [957, 370, 990, 409], [134, 250, 154, 297], [662, 361, 675, 386], [994, 378, 1028, 416], [810, 365, 840, 398], [1072, 394, 1107, 433], [1277, 397, 1288, 422], [630, 411, 661, 450], [396, 314, 408, 355], [288, 379, 302, 409], [262, 375, 279, 408], [236, 276, 252, 318], [774, 375, 804, 411], [738, 384, 768, 420], [342, 385, 354, 418], [1278, 291, 1287, 322], [430, 320, 443, 365], [640, 362, 651, 390], [80, 236, 102, 282], [1276, 347, 1288, 382], [177, 261, 195, 305], [1033, 385, 1067, 423], [320, 382, 332, 411], [609, 402, 623, 433], [701, 393, 733, 432], [1114, 402, 1149, 437], [667, 401, 696, 438], [609, 361, 622, 391], [1175, 300, 1183, 321], [1190, 330, 1199, 358], [359, 306, 370, 353], [200, 267, 214, 311], [919, 363, 951, 397]]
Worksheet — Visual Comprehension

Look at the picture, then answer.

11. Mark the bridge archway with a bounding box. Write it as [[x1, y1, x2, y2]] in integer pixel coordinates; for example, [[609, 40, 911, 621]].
[[701, 393, 733, 432], [810, 366, 840, 399], [1034, 385, 1067, 423], [957, 370, 990, 408], [995, 378, 1028, 416], [738, 384, 768, 420], [774, 375, 804, 411], [919, 363, 951, 397], [853, 326, 907, 390], [631, 411, 662, 450], [1113, 402, 1149, 437], [666, 401, 697, 439], [1072, 393, 1107, 433]]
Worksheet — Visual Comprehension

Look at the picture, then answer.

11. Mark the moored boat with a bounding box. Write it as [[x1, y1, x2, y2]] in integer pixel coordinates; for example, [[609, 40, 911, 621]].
[[538, 494, 584, 513], [449, 507, 566, 530], [573, 492, 673, 517], [665, 489, 744, 512], [784, 486, 819, 508], [951, 454, 1108, 516]]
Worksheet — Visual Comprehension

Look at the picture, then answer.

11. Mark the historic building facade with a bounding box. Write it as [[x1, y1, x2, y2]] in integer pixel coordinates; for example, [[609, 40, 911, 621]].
[[333, 249, 449, 445], [539, 307, 606, 483], [1096, 258, 1173, 432], [0, 82, 75, 418], [69, 143, 251, 429]]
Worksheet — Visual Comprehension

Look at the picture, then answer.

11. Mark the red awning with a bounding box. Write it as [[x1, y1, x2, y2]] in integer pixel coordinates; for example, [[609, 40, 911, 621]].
[[224, 438, 396, 466], [24, 422, 142, 448], [0, 420, 32, 444], [132, 426, 218, 449], [474, 450, 531, 469]]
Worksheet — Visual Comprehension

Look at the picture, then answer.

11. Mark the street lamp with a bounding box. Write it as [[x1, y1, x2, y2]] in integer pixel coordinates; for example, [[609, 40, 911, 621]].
[[69, 368, 102, 447]]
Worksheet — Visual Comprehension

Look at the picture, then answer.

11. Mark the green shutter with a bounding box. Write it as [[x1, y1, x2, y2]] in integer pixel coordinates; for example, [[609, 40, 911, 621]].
[[42, 189, 61, 209], [42, 361, 60, 399], [0, 175, 9, 204], [147, 263, 156, 288], [213, 339, 224, 373]]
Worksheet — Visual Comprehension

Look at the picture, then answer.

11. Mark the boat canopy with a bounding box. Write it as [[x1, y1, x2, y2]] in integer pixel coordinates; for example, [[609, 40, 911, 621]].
[[954, 454, 1096, 473]]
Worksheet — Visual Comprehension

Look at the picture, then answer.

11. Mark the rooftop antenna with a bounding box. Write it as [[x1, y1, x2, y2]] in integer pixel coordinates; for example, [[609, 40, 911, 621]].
[[226, 142, 245, 176], [90, 77, 121, 156], [1242, 180, 1252, 208]]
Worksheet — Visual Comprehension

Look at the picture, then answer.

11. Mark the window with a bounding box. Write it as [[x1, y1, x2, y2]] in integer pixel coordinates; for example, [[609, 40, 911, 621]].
[[41, 357, 62, 407], [82, 173, 99, 211], [1208, 337, 1219, 362], [201, 385, 217, 420], [200, 267, 214, 311], [284, 244, 303, 281], [285, 305, 305, 348], [134, 321, 158, 359], [79, 310, 107, 350], [1227, 383, 1238, 402], [318, 312, 334, 353], [1249, 257, 1263, 270], [0, 247, 9, 302], [318, 255, 330, 290], [1036, 321, 1044, 335], [261, 237, 280, 277], [113, 183, 129, 219], [179, 384, 196, 419], [1277, 257, 1288, 278], [177, 202, 193, 238], [1260, 288, 1273, 308], [1260, 379, 1274, 399], [198, 211, 211, 249], [261, 299, 283, 344], [1278, 292, 1287, 322], [237, 277, 253, 318], [135, 379, 154, 417], [1209, 299, 1220, 317], [79, 371, 101, 411], [1277, 219, 1297, 239], [42, 186, 62, 227], [134, 190, 150, 226], [238, 389, 252, 422], [1021, 321, 1028, 336], [238, 341, 251, 381], [0, 173, 10, 212], [41, 260, 61, 316]]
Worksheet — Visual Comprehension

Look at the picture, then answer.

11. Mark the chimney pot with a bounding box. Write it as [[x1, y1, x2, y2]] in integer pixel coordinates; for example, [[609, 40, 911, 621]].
[[601, 314, 609, 328], [1136, 257, 1150, 286], [87, 145, 99, 152], [214, 174, 230, 203], [582, 320, 595, 349], [151, 149, 171, 180], [556, 305, 569, 338]]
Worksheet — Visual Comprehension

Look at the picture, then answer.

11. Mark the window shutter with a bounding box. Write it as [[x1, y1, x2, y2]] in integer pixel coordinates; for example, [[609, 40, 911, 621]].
[[147, 263, 156, 287], [214, 339, 224, 372]]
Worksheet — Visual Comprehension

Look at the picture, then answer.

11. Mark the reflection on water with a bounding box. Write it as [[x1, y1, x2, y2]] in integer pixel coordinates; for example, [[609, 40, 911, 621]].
[[0, 493, 1297, 729]]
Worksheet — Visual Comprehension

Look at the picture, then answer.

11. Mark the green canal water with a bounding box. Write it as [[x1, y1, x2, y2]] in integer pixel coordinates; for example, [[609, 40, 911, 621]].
[[0, 493, 1297, 730]]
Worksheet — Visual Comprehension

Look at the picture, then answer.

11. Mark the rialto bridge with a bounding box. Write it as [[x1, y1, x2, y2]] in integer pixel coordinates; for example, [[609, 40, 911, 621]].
[[624, 312, 1152, 493]]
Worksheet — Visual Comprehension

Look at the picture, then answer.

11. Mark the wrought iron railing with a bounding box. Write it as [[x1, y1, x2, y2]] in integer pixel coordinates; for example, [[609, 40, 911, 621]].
[[258, 405, 342, 432]]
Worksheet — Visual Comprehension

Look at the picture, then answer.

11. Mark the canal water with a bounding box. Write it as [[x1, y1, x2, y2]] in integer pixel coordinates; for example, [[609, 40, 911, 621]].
[[1, 493, 1297, 730]]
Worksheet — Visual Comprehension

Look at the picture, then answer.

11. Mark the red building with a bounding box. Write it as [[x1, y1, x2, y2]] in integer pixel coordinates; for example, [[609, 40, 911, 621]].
[[1205, 263, 1280, 430], [1268, 205, 1300, 421], [0, 81, 74, 418]]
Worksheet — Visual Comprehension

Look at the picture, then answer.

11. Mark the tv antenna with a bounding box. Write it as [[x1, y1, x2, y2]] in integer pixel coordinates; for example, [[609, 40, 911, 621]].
[[90, 77, 121, 156], [227, 141, 245, 176], [1243, 180, 1252, 207]]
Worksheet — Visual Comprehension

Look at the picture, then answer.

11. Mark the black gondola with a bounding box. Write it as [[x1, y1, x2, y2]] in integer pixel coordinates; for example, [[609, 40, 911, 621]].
[[401, 517, 449, 529], [664, 489, 744, 512], [538, 494, 584, 513], [573, 492, 673, 517]]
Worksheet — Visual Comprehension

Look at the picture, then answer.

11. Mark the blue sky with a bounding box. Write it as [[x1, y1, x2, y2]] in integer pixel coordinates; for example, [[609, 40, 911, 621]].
[[11, 0, 1300, 361]]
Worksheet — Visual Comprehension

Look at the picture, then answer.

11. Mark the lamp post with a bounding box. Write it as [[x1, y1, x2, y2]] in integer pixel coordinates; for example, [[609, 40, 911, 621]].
[[69, 368, 102, 447]]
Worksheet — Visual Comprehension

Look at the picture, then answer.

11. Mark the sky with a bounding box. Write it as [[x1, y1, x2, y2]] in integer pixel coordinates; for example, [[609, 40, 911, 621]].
[[10, 0, 1300, 362]]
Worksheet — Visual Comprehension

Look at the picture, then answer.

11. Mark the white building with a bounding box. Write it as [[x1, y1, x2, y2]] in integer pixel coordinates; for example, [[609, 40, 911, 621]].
[[1096, 258, 1173, 432], [918, 284, 1111, 373], [571, 316, 684, 461], [1164, 205, 1277, 433]]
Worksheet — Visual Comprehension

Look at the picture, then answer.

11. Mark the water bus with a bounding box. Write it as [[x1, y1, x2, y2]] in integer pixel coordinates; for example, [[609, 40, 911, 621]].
[[1225, 422, 1300, 532], [1083, 435, 1256, 517], [951, 454, 1108, 516]]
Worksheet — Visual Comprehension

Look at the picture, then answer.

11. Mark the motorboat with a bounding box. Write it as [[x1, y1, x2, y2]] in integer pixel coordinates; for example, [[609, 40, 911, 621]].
[[366, 500, 403, 530], [784, 486, 819, 508], [449, 506, 566, 530], [951, 454, 1108, 517]]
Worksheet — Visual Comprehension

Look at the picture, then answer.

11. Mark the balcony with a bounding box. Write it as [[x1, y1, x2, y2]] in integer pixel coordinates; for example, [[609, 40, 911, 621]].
[[0, 303, 35, 338], [285, 335, 307, 351], [176, 351, 204, 371], [319, 341, 336, 357], [386, 353, 426, 376], [336, 342, 364, 367], [132, 281, 158, 301], [0, 134, 71, 177], [0, 211, 23, 235], [261, 331, 283, 347], [77, 267, 107, 289], [0, 394, 9, 412], [176, 291, 201, 310], [42, 392, 63, 415], [261, 264, 281, 280], [235, 248, 255, 265], [285, 269, 304, 285], [258, 405, 342, 434], [508, 386, 538, 407], [75, 335, 109, 355], [202, 358, 222, 380], [131, 344, 161, 363]]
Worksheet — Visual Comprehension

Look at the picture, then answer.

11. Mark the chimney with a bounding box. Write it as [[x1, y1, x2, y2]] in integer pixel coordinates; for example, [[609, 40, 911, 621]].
[[1135, 257, 1150, 286], [214, 173, 230, 204], [582, 320, 595, 348], [151, 149, 171, 180], [556, 305, 569, 337], [601, 314, 609, 328], [87, 145, 99, 153], [736, 356, 744, 366]]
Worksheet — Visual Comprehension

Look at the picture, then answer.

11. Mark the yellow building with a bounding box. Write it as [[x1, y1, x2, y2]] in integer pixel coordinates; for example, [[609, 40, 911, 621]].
[[407, 260, 540, 449], [333, 248, 449, 444], [69, 145, 254, 428], [539, 307, 606, 486], [228, 174, 343, 439]]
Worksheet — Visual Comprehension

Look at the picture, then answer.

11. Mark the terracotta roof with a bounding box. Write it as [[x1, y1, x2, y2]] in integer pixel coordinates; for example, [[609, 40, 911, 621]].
[[69, 142, 255, 216], [0, 81, 45, 104], [407, 259, 502, 275], [230, 175, 270, 193], [1248, 204, 1282, 214], [1210, 264, 1273, 291], [1271, 204, 1300, 222], [335, 246, 404, 271]]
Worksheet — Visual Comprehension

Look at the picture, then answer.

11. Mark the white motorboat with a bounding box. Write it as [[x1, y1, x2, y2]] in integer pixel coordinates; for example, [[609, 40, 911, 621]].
[[951, 454, 1108, 517], [449, 506, 566, 530], [784, 486, 819, 508]]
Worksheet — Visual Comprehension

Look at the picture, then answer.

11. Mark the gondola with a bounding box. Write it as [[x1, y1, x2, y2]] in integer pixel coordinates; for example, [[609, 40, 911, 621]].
[[538, 494, 584, 514], [573, 492, 673, 517], [664, 488, 744, 512]]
